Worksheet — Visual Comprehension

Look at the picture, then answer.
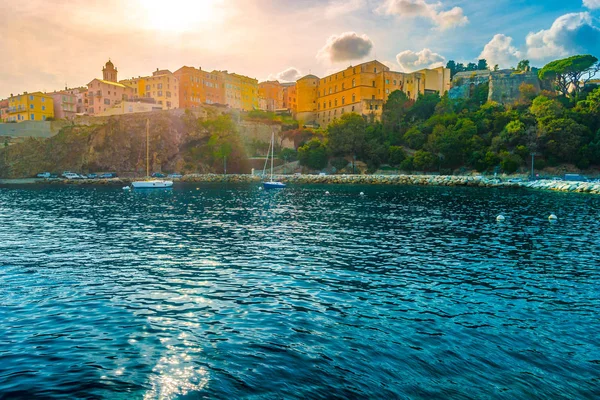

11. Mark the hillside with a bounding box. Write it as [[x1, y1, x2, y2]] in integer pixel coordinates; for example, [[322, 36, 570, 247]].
[[0, 109, 287, 178]]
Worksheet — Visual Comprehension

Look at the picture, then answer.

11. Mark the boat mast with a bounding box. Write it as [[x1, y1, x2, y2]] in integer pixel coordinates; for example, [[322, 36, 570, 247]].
[[270, 131, 274, 181], [146, 119, 150, 179]]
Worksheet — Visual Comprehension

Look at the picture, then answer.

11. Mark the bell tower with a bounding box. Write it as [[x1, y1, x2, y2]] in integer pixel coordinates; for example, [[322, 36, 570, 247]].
[[102, 59, 118, 82]]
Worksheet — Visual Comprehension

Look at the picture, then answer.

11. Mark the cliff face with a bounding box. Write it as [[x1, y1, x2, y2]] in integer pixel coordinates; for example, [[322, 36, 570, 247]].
[[449, 70, 542, 104], [0, 110, 281, 178]]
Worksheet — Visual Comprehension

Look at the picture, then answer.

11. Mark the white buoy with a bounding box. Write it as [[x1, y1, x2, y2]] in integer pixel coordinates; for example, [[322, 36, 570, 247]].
[[549, 214, 558, 221], [325, 191, 330, 195], [496, 215, 505, 222], [122, 186, 131, 191], [360, 192, 365, 196], [259, 186, 263, 191]]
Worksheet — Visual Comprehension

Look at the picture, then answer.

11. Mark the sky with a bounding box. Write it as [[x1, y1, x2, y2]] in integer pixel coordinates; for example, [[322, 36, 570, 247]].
[[0, 0, 599, 98]]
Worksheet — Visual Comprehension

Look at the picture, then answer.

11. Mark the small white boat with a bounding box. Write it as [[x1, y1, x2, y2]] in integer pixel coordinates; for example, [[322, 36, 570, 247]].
[[131, 180, 173, 189], [132, 119, 173, 190]]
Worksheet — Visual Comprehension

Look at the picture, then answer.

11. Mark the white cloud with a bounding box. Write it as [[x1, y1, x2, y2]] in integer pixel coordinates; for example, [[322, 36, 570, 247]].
[[317, 32, 374, 63], [583, 0, 600, 10], [396, 48, 446, 71], [268, 67, 302, 82], [376, 0, 468, 30], [324, 0, 365, 18], [479, 34, 522, 69], [526, 12, 600, 60]]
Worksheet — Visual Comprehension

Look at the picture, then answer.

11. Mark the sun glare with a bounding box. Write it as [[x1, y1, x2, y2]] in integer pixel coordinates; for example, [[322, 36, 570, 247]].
[[140, 0, 221, 33]]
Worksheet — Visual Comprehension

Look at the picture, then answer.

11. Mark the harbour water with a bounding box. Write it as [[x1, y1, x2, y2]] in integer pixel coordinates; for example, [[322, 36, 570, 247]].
[[1, 184, 599, 399]]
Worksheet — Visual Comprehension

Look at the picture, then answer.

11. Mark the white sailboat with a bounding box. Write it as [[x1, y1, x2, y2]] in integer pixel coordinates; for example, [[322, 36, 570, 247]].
[[131, 119, 173, 190], [262, 130, 286, 190]]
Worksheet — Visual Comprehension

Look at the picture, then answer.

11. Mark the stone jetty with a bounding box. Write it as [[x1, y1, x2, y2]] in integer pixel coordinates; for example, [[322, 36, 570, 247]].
[[3, 174, 599, 195]]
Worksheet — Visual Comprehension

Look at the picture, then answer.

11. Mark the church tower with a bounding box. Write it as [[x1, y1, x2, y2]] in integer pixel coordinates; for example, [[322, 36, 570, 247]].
[[102, 59, 118, 82]]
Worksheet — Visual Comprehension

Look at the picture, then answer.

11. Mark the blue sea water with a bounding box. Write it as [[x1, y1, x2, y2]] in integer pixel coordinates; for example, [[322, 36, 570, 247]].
[[0, 183, 599, 399]]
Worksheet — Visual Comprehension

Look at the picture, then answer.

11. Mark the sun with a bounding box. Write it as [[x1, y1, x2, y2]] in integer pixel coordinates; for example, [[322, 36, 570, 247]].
[[139, 0, 222, 33]]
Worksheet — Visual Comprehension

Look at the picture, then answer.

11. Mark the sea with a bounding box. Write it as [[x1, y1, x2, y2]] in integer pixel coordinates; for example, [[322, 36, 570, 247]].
[[0, 183, 599, 399]]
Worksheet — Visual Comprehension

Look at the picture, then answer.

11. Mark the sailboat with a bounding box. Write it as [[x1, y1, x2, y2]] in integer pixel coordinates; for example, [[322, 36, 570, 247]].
[[131, 119, 173, 189], [262, 130, 286, 190]]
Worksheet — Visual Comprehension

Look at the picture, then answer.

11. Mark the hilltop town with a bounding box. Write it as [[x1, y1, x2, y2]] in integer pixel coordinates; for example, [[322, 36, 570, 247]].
[[0, 59, 449, 127]]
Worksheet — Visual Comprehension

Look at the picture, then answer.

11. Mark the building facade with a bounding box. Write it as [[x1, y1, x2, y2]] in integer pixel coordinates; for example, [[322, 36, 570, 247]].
[[296, 60, 450, 126], [233, 73, 258, 111], [120, 68, 179, 110], [174, 66, 225, 109], [49, 91, 77, 120], [6, 92, 54, 122], [282, 82, 297, 113], [258, 81, 284, 111], [87, 60, 134, 115], [0, 99, 8, 122]]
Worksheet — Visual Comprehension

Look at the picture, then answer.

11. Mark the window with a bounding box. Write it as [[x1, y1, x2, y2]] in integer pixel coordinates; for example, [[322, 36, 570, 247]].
[[42, 106, 45, 111], [30, 104, 34, 109], [386, 79, 389, 84], [167, 101, 171, 108], [108, 91, 111, 95], [341, 108, 344, 114], [342, 96, 345, 105], [30, 95, 34, 100], [342, 83, 345, 90], [374, 68, 377, 73], [370, 104, 373, 110], [104, 99, 110, 105], [352, 79, 355, 88], [352, 94, 356, 102], [323, 102, 326, 109], [329, 88, 332, 94], [375, 105, 378, 110], [352, 105, 355, 111], [42, 115, 46, 121], [30, 114, 34, 120], [334, 99, 337, 106], [158, 91, 163, 96], [158, 83, 163, 89], [393, 80, 397, 85], [146, 85, 151, 91], [329, 101, 331, 107], [372, 81, 375, 87], [41, 97, 45, 102], [166, 91, 171, 98], [372, 95, 375, 100]]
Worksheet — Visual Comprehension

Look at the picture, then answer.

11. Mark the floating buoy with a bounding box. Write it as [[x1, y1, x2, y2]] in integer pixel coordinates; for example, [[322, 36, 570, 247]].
[[122, 186, 131, 191], [496, 215, 505, 222], [259, 187, 263, 191], [325, 191, 330, 195], [196, 187, 200, 190], [548, 214, 558, 221], [360, 192, 365, 196]]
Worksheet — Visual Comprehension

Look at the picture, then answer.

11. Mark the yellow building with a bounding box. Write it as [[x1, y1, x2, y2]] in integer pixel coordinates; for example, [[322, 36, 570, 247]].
[[6, 92, 54, 122], [296, 60, 450, 127], [233, 73, 259, 111], [120, 68, 179, 110]]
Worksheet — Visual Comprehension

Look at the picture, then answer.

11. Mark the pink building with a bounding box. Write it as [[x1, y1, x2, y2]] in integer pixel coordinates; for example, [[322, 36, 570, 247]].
[[49, 91, 77, 119], [87, 60, 134, 115], [0, 99, 8, 122]]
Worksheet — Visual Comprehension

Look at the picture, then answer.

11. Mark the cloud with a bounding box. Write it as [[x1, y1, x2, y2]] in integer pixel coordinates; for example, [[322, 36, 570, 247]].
[[526, 12, 600, 61], [583, 0, 600, 10], [317, 32, 373, 63], [396, 48, 446, 71], [375, 0, 468, 30], [268, 67, 302, 82], [324, 0, 365, 18], [479, 34, 522, 69]]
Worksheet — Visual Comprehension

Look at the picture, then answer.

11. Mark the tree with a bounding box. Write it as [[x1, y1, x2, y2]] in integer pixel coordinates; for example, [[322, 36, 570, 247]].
[[517, 60, 530, 71], [388, 146, 407, 166], [407, 93, 441, 121], [327, 113, 367, 159], [538, 55, 600, 97], [530, 95, 563, 124], [466, 62, 478, 71], [382, 90, 411, 143], [413, 150, 437, 171], [298, 139, 328, 170], [477, 59, 489, 71], [540, 118, 590, 163], [446, 60, 457, 78]]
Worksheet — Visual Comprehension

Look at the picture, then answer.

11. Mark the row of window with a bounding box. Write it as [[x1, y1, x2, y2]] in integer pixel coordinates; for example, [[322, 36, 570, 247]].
[[320, 66, 379, 85]]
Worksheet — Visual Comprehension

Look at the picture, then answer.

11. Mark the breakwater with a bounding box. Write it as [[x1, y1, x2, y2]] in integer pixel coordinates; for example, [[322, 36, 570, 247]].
[[2, 174, 600, 195]]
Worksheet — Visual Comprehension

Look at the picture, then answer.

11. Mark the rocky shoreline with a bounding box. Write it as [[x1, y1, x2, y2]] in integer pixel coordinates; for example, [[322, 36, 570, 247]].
[[2, 174, 599, 195]]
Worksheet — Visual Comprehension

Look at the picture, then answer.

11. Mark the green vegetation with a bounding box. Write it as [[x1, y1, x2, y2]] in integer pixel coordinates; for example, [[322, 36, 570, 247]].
[[295, 54, 600, 175], [538, 55, 599, 97]]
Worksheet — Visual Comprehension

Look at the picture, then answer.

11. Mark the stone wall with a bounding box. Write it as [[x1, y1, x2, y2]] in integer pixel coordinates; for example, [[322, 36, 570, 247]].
[[488, 71, 540, 103], [0, 120, 71, 139]]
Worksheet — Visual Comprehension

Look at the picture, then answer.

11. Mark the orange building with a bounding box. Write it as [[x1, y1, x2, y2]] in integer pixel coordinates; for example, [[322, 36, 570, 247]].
[[174, 66, 225, 108], [258, 81, 284, 111], [281, 82, 297, 113]]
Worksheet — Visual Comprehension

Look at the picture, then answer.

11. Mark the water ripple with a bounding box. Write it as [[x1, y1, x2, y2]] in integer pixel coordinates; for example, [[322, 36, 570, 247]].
[[0, 184, 599, 399]]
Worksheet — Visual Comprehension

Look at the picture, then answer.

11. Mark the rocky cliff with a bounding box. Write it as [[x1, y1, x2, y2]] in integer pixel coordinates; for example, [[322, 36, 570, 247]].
[[0, 109, 285, 178]]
